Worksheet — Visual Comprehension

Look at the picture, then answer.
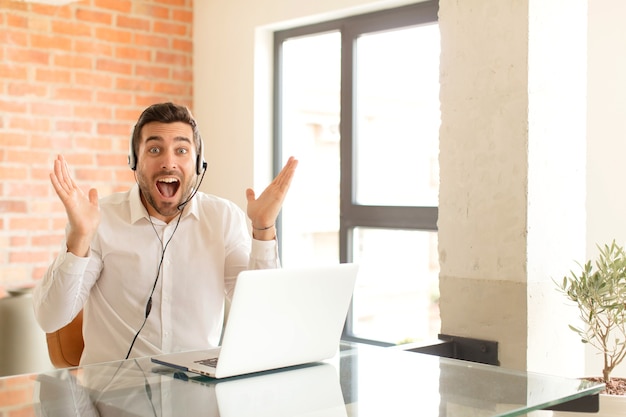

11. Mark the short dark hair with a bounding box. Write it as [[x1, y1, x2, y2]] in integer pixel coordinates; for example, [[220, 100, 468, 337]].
[[129, 102, 202, 167]]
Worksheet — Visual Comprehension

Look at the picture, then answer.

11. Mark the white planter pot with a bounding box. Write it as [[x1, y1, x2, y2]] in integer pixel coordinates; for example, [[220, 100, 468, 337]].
[[552, 393, 626, 417]]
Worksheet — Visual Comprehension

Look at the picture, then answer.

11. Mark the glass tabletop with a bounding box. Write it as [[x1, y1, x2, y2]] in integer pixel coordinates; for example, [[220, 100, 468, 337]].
[[1, 342, 604, 417]]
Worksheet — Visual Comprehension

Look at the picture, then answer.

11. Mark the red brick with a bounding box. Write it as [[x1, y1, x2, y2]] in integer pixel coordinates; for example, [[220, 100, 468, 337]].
[[6, 46, 50, 65], [98, 122, 132, 136], [31, 33, 72, 51], [116, 76, 152, 92], [135, 65, 170, 79], [115, 107, 145, 122], [172, 68, 193, 83], [172, 38, 192, 53], [172, 9, 192, 24], [95, 26, 133, 43], [35, 68, 72, 84], [75, 8, 113, 25], [116, 46, 151, 61], [74, 39, 114, 57], [0, 63, 28, 80], [9, 116, 51, 132], [53, 86, 94, 102], [94, 0, 132, 13], [96, 58, 133, 75], [32, 233, 65, 246], [96, 90, 134, 105], [10, 217, 49, 231], [0, 200, 27, 213], [0, 28, 28, 47], [154, 81, 188, 95], [75, 71, 114, 88], [156, 50, 190, 66], [31, 4, 73, 19], [154, 0, 188, 7], [30, 102, 73, 118], [134, 32, 170, 48], [115, 169, 136, 184], [73, 104, 114, 120], [153, 20, 188, 36], [8, 82, 48, 98], [10, 250, 51, 263], [0, 166, 28, 180], [5, 183, 50, 199], [4, 149, 50, 165], [75, 167, 115, 182], [0, 100, 28, 114], [79, 137, 116, 152], [97, 152, 128, 166], [52, 20, 92, 37], [30, 134, 74, 151], [54, 119, 93, 133], [6, 13, 28, 29], [0, 132, 25, 147], [116, 15, 150, 31], [137, 4, 170, 19], [11, 235, 29, 246], [53, 53, 93, 69]]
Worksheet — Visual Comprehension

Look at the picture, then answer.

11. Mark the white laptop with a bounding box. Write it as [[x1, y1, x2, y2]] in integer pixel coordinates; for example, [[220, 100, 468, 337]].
[[151, 263, 358, 379]]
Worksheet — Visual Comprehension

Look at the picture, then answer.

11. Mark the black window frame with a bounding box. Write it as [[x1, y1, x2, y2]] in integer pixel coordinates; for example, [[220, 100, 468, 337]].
[[273, 1, 439, 346]]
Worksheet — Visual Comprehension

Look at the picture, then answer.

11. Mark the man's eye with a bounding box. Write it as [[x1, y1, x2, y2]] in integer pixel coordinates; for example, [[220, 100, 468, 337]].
[[177, 148, 189, 155], [148, 147, 160, 154]]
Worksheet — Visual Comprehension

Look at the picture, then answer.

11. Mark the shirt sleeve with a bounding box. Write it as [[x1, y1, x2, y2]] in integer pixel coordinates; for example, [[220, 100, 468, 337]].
[[221, 201, 281, 300], [32, 243, 101, 333]]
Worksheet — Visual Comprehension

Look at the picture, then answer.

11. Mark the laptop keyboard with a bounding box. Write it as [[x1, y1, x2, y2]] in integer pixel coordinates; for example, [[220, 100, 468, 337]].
[[194, 357, 218, 368]]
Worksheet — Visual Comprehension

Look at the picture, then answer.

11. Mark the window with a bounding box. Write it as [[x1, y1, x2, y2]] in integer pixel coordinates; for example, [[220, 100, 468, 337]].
[[274, 1, 440, 346]]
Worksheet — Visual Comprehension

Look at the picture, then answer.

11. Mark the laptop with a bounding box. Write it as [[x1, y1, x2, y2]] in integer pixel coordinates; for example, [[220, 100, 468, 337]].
[[151, 263, 358, 379]]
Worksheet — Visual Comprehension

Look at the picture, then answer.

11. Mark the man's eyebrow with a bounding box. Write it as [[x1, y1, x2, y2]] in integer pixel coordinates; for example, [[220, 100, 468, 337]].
[[144, 136, 193, 144]]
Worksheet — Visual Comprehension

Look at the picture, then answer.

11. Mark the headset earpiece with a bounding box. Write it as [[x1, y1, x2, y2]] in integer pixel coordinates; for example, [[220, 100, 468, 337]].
[[195, 135, 207, 175]]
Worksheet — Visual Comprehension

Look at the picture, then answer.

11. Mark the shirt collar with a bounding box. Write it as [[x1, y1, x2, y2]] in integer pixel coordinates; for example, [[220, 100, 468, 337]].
[[129, 183, 200, 224]]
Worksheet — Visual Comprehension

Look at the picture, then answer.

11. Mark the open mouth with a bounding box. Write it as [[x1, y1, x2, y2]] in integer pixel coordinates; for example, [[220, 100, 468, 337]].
[[156, 177, 180, 198]]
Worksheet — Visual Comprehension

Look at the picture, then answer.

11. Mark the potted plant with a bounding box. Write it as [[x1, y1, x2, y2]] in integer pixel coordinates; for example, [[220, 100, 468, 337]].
[[555, 240, 626, 416]]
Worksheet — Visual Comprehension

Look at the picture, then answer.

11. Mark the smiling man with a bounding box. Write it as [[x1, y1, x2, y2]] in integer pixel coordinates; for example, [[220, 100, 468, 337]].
[[33, 102, 298, 365]]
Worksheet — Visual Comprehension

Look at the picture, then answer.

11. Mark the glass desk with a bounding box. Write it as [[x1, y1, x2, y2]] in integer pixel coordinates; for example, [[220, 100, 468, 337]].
[[0, 342, 604, 417]]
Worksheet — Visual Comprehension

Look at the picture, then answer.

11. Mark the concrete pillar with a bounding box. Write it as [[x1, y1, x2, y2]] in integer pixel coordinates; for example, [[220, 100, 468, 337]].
[[438, 0, 586, 375]]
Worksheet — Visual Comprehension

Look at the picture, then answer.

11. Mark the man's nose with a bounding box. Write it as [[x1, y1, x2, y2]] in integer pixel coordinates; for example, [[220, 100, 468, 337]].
[[161, 150, 178, 169]]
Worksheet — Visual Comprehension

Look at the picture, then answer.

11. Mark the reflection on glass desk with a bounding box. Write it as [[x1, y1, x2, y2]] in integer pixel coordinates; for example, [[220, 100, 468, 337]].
[[0, 342, 604, 417]]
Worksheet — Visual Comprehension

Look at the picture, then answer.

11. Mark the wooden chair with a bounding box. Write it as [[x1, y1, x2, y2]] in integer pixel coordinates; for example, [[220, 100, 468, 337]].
[[45, 310, 84, 368]]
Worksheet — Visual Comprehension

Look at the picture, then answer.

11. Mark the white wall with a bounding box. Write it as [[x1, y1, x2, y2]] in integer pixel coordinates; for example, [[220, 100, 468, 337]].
[[586, 0, 626, 378], [194, 0, 626, 376], [193, 0, 417, 209]]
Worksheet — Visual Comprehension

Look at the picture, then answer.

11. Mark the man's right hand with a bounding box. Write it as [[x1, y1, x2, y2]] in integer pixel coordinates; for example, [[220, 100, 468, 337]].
[[50, 154, 100, 257]]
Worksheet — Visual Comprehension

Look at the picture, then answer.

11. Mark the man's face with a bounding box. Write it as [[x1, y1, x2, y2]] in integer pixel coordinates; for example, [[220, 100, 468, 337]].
[[135, 121, 197, 222]]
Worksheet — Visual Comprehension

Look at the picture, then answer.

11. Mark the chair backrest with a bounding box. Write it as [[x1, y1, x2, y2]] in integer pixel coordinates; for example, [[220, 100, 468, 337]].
[[45, 310, 84, 368]]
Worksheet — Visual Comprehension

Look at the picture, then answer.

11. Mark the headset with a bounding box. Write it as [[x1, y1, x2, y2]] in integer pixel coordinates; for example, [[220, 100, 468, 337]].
[[127, 125, 207, 175]]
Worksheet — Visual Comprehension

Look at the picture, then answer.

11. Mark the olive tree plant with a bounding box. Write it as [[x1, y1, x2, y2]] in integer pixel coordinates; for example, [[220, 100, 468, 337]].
[[556, 240, 626, 383]]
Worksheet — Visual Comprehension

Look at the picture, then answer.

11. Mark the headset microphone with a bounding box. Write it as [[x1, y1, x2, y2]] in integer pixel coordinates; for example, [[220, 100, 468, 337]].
[[177, 162, 207, 211]]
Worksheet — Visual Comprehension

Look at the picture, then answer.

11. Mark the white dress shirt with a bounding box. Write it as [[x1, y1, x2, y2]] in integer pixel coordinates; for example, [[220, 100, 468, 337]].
[[33, 184, 280, 365]]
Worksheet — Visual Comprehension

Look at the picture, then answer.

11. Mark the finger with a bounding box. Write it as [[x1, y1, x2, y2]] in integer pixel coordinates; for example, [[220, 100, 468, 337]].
[[54, 156, 73, 193], [50, 172, 67, 199], [272, 157, 298, 188], [88, 188, 99, 206], [52, 158, 71, 195], [62, 158, 79, 190], [245, 188, 256, 203]]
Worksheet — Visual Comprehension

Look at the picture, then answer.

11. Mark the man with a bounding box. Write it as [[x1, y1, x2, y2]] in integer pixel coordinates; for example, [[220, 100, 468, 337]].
[[33, 102, 298, 365]]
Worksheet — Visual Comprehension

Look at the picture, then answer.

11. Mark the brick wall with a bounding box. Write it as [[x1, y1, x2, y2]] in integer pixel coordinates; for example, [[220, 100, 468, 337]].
[[0, 0, 194, 297]]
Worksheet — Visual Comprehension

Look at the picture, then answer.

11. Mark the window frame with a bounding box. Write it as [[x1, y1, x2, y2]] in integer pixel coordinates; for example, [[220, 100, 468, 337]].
[[273, 1, 439, 346]]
